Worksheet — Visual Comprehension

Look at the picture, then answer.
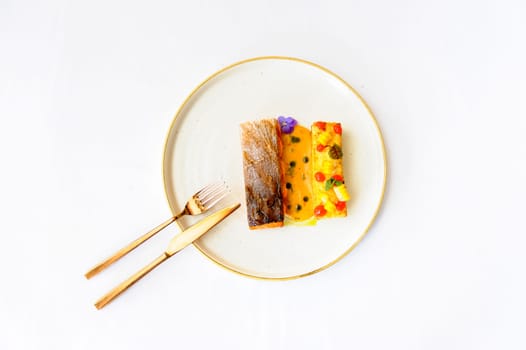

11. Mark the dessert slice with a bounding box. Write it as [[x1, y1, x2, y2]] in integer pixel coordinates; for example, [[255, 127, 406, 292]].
[[240, 119, 284, 229], [279, 117, 315, 224], [311, 121, 350, 219]]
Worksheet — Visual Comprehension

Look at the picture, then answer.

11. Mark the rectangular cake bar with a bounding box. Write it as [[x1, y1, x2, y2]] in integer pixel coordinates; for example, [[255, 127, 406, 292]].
[[311, 121, 350, 218], [239, 119, 284, 229]]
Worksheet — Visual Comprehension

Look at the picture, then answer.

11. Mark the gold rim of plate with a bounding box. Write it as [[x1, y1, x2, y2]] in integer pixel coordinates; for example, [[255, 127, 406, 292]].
[[162, 56, 388, 281]]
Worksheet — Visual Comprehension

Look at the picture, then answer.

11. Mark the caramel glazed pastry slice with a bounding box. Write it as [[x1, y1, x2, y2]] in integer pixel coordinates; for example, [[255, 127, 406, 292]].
[[240, 119, 284, 229]]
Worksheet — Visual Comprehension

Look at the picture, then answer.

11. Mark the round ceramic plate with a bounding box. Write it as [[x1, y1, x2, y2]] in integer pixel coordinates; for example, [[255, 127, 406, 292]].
[[163, 56, 386, 280]]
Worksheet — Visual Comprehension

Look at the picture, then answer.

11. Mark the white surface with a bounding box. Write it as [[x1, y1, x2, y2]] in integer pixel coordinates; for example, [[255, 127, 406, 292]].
[[1, 0, 525, 349], [164, 57, 385, 279]]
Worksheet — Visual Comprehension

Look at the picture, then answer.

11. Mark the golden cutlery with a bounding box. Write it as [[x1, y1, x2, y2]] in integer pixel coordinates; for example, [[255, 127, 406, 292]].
[[94, 202, 240, 309], [85, 181, 228, 279]]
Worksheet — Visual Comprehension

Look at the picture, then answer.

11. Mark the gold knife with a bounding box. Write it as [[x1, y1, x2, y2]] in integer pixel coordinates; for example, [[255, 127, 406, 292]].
[[94, 203, 240, 309]]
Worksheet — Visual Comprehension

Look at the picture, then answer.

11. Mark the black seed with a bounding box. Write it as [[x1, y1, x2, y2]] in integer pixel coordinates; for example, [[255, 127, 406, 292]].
[[289, 161, 296, 167], [291, 136, 301, 143], [296, 204, 302, 211], [286, 182, 292, 189], [303, 196, 309, 202], [303, 156, 309, 163]]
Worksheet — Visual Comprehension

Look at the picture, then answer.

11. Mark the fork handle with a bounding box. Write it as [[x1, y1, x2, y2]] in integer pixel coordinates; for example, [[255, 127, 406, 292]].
[[85, 216, 177, 279], [95, 253, 170, 309]]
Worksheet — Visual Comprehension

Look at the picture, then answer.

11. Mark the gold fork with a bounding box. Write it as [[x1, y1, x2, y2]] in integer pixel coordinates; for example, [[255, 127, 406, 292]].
[[85, 181, 229, 279]]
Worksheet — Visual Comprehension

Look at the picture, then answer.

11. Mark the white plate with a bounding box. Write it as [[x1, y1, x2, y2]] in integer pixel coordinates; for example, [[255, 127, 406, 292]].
[[163, 56, 386, 280]]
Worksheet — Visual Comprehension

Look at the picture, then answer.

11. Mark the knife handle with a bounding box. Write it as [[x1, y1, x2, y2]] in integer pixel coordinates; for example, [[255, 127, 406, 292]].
[[94, 253, 169, 309], [85, 216, 177, 279]]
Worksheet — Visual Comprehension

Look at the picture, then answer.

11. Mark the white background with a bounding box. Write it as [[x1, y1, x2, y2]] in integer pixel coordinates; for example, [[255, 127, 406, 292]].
[[1, 0, 525, 349]]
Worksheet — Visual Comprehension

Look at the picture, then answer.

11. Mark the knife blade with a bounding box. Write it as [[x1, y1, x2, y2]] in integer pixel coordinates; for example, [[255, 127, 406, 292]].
[[166, 202, 240, 255]]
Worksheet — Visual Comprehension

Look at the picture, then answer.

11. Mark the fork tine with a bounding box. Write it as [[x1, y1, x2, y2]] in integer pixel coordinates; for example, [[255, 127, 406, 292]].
[[199, 183, 228, 205], [196, 181, 224, 198], [202, 188, 229, 209], [196, 181, 226, 197]]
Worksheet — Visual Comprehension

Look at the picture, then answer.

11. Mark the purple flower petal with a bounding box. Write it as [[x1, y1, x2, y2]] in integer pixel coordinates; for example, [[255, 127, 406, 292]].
[[286, 117, 297, 127], [277, 116, 297, 134]]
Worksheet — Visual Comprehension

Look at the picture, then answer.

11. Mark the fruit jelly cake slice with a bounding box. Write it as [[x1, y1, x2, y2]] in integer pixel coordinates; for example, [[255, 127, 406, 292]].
[[280, 123, 314, 223], [311, 121, 350, 219]]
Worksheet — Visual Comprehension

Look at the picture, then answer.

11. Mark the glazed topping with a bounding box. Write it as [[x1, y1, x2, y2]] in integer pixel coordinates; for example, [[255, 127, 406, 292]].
[[280, 123, 314, 222]]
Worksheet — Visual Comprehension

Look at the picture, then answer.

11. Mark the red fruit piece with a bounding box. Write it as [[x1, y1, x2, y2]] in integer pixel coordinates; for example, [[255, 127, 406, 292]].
[[314, 205, 327, 217], [336, 201, 346, 211], [314, 122, 326, 131], [316, 144, 326, 152], [333, 123, 342, 135], [315, 172, 325, 182], [332, 174, 343, 182]]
